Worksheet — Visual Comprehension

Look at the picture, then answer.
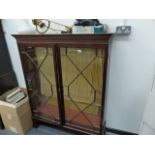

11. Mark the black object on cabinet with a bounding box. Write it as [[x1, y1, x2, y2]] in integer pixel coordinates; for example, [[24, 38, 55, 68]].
[[14, 34, 112, 134]]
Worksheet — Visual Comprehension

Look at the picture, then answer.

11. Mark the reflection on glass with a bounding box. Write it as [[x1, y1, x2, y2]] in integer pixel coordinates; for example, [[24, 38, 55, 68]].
[[22, 47, 59, 122], [61, 48, 104, 131]]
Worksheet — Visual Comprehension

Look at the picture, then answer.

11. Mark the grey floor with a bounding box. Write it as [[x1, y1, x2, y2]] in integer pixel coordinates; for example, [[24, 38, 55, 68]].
[[0, 125, 114, 135], [0, 125, 73, 135]]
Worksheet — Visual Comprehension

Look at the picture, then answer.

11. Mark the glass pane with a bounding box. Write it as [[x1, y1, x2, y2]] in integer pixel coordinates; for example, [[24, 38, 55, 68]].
[[60, 47, 105, 131], [21, 47, 59, 122]]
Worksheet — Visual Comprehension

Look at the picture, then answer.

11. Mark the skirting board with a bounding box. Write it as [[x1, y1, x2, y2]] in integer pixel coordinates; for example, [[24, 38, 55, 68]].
[[105, 127, 138, 135]]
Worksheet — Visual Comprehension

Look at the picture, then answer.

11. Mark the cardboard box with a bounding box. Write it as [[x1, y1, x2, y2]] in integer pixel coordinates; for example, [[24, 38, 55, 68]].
[[72, 26, 94, 34], [0, 90, 33, 134], [72, 25, 107, 34]]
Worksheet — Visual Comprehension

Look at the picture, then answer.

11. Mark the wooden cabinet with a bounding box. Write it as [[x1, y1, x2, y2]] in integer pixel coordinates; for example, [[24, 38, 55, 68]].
[[14, 34, 112, 134]]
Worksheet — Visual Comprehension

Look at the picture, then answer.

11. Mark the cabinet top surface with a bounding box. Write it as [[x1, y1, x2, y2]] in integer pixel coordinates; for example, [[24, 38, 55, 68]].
[[13, 33, 112, 40], [13, 33, 113, 46], [13, 33, 113, 37]]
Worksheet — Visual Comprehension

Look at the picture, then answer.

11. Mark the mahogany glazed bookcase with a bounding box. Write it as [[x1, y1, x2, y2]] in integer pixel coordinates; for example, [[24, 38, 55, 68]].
[[14, 34, 112, 135]]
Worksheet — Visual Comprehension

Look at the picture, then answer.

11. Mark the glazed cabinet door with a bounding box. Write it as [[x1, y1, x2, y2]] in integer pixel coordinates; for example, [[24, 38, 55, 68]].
[[58, 47, 107, 134], [20, 46, 60, 125]]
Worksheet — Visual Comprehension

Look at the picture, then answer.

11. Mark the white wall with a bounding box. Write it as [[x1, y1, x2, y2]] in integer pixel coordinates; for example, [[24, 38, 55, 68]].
[[1, 20, 28, 87], [106, 20, 155, 133], [2, 19, 155, 133]]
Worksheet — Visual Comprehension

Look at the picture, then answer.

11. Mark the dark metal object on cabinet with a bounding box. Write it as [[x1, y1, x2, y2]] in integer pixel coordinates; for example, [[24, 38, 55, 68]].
[[13, 34, 112, 135]]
